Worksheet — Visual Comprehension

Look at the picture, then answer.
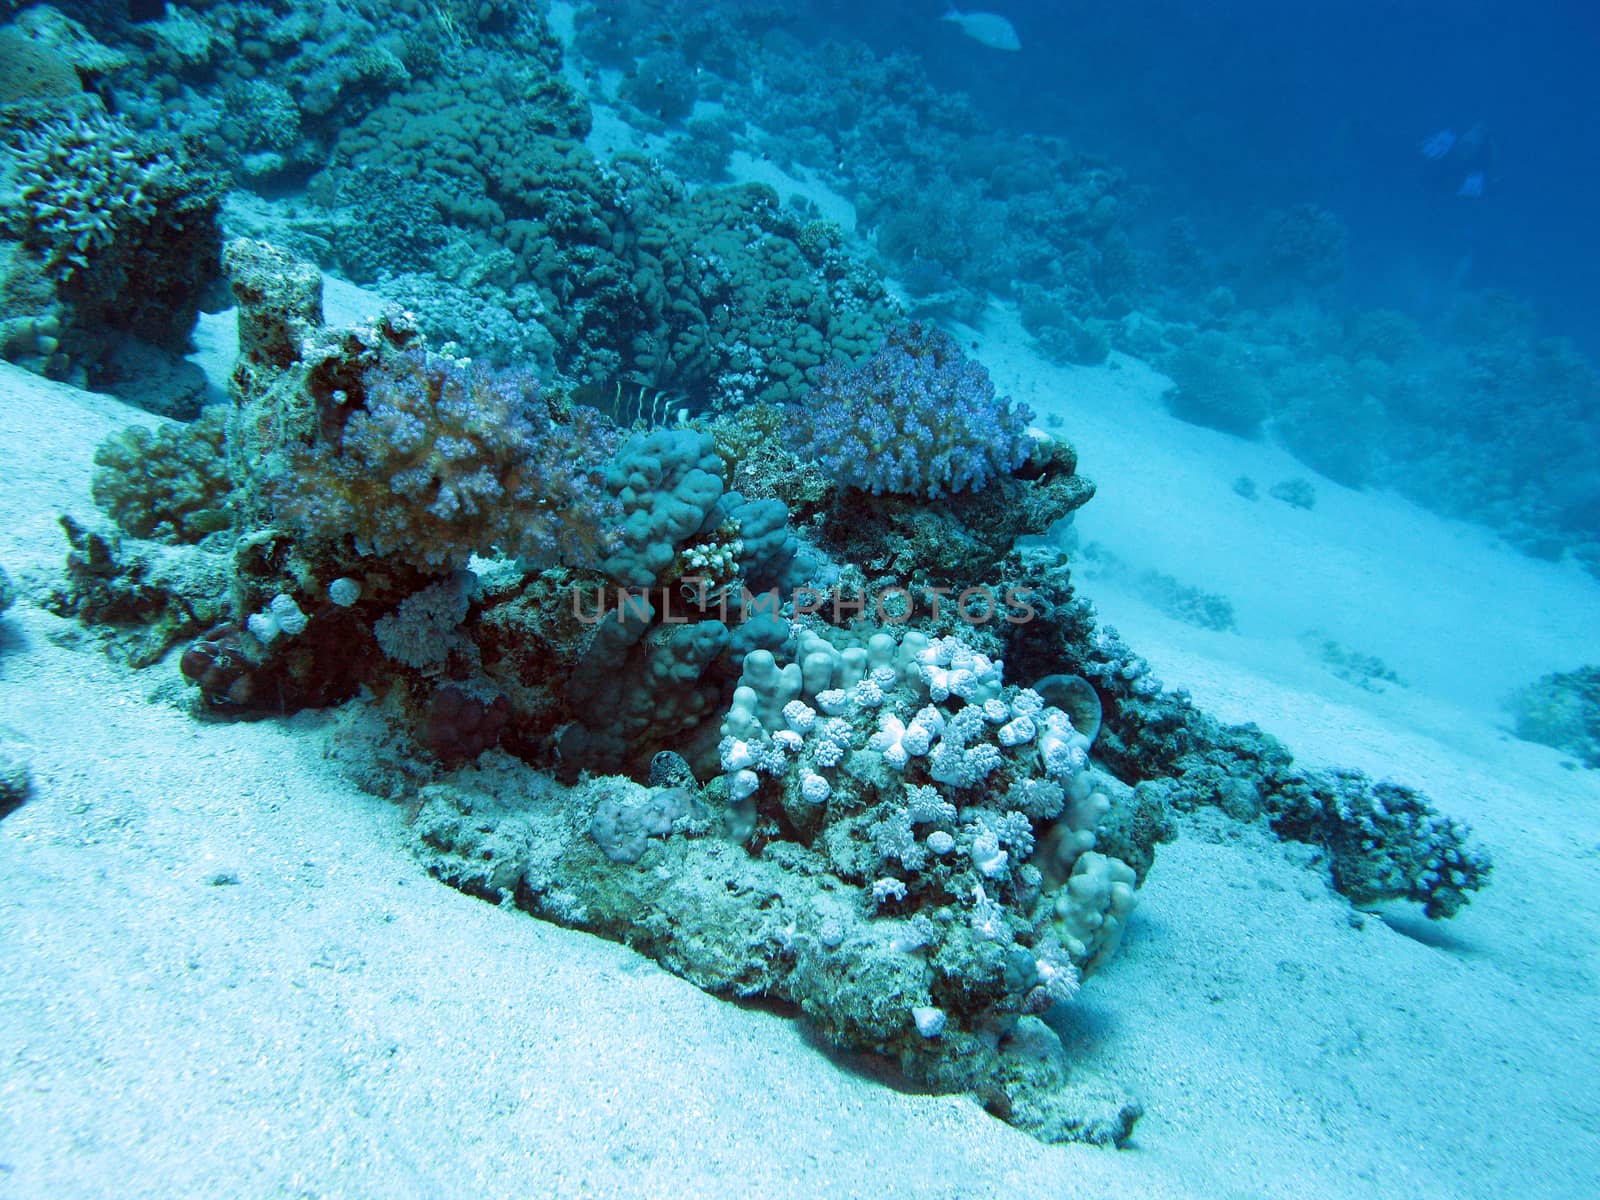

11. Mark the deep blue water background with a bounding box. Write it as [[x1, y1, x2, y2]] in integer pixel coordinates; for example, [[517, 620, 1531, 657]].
[[812, 0, 1599, 355]]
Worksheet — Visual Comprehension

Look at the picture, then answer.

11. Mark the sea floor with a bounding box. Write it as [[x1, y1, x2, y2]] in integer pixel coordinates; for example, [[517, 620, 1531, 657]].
[[1, 298, 1597, 1198]]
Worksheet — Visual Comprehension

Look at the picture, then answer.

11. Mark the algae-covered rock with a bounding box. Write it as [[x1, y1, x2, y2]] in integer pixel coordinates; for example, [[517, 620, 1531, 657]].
[[45, 515, 232, 668], [412, 755, 1144, 1147], [0, 737, 29, 820]]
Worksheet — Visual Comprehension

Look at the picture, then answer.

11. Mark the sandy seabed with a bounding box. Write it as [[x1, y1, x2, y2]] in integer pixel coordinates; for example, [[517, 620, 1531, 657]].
[[1, 290, 1597, 1199]]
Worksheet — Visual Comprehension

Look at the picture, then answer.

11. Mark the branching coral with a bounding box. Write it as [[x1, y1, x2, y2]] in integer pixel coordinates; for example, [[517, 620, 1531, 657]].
[[0, 99, 222, 392], [4, 109, 181, 283], [2, 103, 221, 333]]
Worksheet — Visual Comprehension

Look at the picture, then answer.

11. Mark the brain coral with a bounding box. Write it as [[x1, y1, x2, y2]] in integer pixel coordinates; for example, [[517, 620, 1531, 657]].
[[785, 322, 1036, 499]]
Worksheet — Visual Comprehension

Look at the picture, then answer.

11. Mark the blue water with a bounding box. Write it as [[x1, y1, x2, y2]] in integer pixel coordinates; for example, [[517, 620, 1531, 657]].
[[829, 0, 1600, 352]]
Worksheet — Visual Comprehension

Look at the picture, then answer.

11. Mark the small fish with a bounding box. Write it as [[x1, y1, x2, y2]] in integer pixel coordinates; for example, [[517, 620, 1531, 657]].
[[941, 7, 1022, 52], [1420, 128, 1456, 160]]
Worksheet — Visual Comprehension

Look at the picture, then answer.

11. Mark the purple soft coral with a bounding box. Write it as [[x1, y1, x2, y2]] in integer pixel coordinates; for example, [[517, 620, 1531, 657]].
[[786, 323, 1035, 499], [275, 348, 618, 570]]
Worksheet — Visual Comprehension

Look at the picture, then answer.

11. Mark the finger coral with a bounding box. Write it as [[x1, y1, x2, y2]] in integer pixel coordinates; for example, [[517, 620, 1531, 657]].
[[91, 408, 233, 543]]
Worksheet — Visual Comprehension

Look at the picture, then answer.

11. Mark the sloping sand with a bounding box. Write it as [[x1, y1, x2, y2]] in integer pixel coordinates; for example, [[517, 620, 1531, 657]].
[[1, 298, 1597, 1198]]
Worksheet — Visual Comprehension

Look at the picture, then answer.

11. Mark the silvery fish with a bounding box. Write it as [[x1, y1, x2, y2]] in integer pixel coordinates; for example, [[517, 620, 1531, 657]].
[[940, 7, 1022, 51]]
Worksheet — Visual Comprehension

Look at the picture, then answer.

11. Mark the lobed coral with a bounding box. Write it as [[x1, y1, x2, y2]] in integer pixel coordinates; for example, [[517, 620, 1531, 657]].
[[328, 64, 891, 403], [91, 408, 233, 543], [786, 323, 1036, 499]]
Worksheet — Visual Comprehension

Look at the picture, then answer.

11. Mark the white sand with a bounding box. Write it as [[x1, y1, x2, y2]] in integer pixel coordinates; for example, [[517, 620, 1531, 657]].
[[2, 297, 1597, 1198]]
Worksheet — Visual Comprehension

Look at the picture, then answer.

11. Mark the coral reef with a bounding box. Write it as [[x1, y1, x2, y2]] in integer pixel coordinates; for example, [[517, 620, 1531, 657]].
[[320, 60, 892, 401], [620, 50, 697, 124], [45, 515, 231, 668], [1300, 633, 1402, 693], [1136, 288, 1600, 577], [1261, 204, 1349, 289], [1160, 335, 1272, 438], [271, 345, 620, 572], [710, 387, 1092, 593], [571, 2, 1136, 353], [994, 550, 1492, 919], [414, 762, 1143, 1145], [424, 684, 512, 766], [9, 0, 1526, 1136], [1018, 286, 1114, 367], [1077, 543, 1237, 633], [413, 614, 1161, 1146], [0, 22, 85, 105], [91, 408, 233, 542], [1268, 478, 1317, 510]]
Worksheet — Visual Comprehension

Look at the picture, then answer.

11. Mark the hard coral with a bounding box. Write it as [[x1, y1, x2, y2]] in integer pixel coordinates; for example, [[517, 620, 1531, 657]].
[[1, 102, 222, 351], [787, 322, 1035, 499], [273, 348, 620, 571], [0, 25, 83, 103], [91, 408, 234, 542], [425, 685, 512, 765]]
